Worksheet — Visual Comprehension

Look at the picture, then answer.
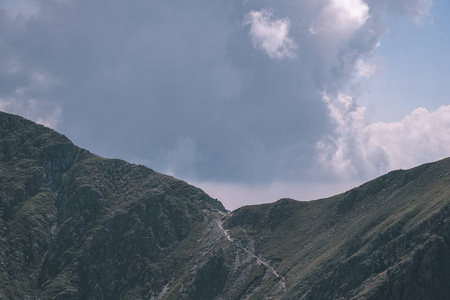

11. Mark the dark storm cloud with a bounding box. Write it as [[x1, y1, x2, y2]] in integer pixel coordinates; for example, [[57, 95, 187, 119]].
[[0, 0, 329, 183], [0, 0, 433, 187]]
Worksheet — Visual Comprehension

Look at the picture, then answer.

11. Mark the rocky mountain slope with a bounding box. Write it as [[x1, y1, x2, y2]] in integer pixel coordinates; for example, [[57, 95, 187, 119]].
[[1, 111, 450, 299]]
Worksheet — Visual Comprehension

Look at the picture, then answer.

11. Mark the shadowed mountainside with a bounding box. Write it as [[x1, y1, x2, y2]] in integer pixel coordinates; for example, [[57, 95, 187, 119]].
[[1, 111, 450, 299]]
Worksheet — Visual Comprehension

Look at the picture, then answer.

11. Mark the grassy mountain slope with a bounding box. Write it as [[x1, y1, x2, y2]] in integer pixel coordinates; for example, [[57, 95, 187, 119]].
[[0, 112, 230, 299], [1, 111, 450, 299], [227, 159, 450, 299]]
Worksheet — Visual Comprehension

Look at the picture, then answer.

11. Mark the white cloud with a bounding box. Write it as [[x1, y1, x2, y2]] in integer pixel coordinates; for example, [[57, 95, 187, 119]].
[[244, 9, 297, 59], [367, 106, 450, 170], [312, 0, 370, 35], [355, 58, 377, 78], [318, 93, 450, 180], [317, 93, 375, 179], [329, 0, 370, 28]]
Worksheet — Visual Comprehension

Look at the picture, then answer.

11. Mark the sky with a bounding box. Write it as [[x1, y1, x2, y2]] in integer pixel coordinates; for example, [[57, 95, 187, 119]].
[[0, 0, 449, 210]]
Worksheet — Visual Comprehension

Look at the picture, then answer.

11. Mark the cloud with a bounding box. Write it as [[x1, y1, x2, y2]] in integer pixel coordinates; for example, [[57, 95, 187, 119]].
[[330, 0, 370, 27], [317, 93, 386, 179], [384, 0, 432, 22], [409, 0, 433, 22], [0, 0, 40, 19], [0, 0, 440, 201], [244, 9, 297, 59], [0, 33, 61, 129], [0, 97, 61, 129], [311, 0, 370, 35], [355, 58, 377, 78], [155, 136, 201, 179], [317, 93, 450, 180], [368, 106, 450, 170]]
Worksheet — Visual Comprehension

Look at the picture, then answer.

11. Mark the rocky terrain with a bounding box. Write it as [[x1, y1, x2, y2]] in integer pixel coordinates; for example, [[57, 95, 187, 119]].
[[1, 111, 450, 299]]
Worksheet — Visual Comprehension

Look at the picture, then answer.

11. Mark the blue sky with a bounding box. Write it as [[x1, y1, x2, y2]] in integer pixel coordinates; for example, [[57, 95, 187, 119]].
[[0, 0, 448, 210], [365, 0, 450, 122]]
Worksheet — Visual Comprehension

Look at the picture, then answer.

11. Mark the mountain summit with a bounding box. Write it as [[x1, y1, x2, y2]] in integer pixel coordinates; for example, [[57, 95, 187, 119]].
[[1, 111, 450, 299]]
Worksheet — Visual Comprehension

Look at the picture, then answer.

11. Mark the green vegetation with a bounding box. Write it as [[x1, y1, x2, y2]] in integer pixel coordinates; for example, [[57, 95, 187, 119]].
[[225, 159, 450, 299], [2, 111, 450, 299]]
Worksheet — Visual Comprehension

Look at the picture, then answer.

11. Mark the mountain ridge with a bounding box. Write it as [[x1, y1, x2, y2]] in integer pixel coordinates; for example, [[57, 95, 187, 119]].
[[1, 111, 450, 299]]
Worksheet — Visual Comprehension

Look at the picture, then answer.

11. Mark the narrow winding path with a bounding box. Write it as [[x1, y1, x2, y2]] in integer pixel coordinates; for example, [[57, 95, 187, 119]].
[[216, 215, 286, 290]]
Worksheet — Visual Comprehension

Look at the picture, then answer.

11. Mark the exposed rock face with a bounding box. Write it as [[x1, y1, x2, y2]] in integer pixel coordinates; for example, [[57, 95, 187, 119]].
[[2, 111, 450, 299]]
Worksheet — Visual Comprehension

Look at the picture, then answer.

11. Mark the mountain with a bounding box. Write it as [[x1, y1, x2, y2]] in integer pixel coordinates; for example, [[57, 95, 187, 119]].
[[1, 111, 450, 299]]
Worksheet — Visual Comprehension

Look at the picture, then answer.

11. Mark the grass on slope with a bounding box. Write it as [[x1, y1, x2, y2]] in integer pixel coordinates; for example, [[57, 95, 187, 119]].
[[226, 158, 450, 298]]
